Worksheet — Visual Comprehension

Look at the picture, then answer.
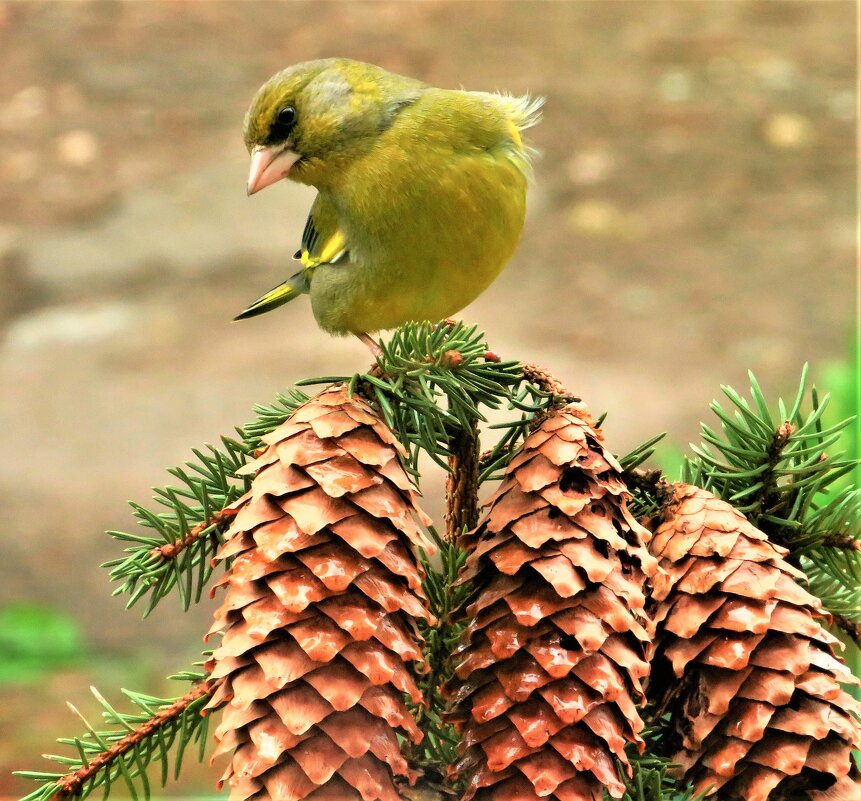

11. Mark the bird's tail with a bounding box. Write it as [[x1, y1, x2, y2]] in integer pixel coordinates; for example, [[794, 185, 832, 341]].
[[233, 270, 310, 320]]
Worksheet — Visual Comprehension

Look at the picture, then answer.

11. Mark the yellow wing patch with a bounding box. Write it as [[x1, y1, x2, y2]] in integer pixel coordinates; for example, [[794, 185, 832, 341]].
[[320, 230, 347, 264], [300, 229, 347, 269]]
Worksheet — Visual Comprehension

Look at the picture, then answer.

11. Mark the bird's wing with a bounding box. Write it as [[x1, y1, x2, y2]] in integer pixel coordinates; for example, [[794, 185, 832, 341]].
[[297, 194, 349, 269], [233, 195, 348, 321], [233, 269, 309, 320]]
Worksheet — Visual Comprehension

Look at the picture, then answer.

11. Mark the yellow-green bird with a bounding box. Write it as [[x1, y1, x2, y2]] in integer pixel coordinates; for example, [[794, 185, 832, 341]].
[[235, 58, 542, 352]]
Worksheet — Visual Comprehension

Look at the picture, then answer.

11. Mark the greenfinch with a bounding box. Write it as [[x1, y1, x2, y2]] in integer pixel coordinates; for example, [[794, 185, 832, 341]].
[[235, 58, 542, 348]]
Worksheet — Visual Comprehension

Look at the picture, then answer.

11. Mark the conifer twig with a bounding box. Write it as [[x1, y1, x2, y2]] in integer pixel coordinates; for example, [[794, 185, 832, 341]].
[[445, 420, 480, 544], [625, 467, 670, 496], [520, 362, 571, 398], [822, 533, 861, 551], [750, 420, 795, 540], [148, 508, 236, 560], [50, 682, 211, 800], [832, 614, 861, 649]]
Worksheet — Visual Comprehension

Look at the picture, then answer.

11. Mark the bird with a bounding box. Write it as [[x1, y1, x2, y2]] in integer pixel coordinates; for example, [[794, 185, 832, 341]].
[[234, 58, 542, 354]]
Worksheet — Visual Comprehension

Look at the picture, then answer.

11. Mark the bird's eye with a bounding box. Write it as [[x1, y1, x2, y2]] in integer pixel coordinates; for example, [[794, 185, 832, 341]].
[[272, 106, 296, 132], [277, 106, 296, 126], [268, 106, 297, 143]]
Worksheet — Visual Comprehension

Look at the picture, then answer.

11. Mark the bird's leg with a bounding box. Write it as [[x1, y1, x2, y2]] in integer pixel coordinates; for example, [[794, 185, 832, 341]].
[[356, 332, 383, 359]]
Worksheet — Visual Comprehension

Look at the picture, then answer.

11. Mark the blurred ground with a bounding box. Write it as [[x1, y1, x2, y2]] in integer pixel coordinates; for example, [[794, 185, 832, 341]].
[[0, 0, 856, 796]]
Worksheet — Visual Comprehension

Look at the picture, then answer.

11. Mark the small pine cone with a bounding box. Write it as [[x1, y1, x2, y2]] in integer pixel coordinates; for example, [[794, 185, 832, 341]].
[[205, 385, 437, 801], [449, 402, 658, 801], [649, 484, 861, 801]]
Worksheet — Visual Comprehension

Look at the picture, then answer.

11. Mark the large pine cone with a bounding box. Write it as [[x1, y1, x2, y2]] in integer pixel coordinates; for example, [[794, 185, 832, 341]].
[[205, 385, 437, 801], [449, 402, 658, 801], [649, 483, 861, 801]]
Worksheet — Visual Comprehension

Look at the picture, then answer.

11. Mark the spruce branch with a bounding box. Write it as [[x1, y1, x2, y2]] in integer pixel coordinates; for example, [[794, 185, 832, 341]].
[[619, 433, 667, 474], [520, 361, 573, 398], [682, 365, 856, 542], [299, 321, 527, 475], [517, 361, 594, 417], [478, 360, 583, 481], [803, 552, 861, 633], [147, 507, 236, 560], [239, 388, 311, 450], [823, 532, 861, 551], [612, 723, 708, 801], [746, 419, 796, 532], [104, 390, 309, 615], [15, 674, 211, 801], [832, 614, 861, 646], [445, 418, 480, 544], [411, 528, 472, 783], [296, 322, 571, 483], [104, 437, 249, 615], [682, 365, 861, 645], [622, 465, 673, 522], [477, 382, 548, 481]]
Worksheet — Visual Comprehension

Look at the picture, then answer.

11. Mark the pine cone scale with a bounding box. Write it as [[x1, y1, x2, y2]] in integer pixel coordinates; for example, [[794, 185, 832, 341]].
[[648, 484, 861, 800], [207, 386, 435, 801], [449, 404, 656, 801]]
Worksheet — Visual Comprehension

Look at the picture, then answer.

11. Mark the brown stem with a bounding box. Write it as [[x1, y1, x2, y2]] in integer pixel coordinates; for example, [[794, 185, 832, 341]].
[[822, 533, 861, 552], [149, 509, 235, 560], [832, 614, 861, 649], [399, 779, 457, 801], [445, 420, 480, 544], [750, 421, 795, 540], [53, 682, 211, 800], [625, 467, 675, 510], [520, 362, 574, 398]]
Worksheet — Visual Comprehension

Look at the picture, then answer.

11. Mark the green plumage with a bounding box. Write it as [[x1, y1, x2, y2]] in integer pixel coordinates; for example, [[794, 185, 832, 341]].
[[238, 58, 542, 335]]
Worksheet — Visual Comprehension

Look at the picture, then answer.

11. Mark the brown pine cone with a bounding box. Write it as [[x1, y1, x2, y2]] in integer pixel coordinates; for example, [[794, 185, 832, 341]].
[[649, 484, 861, 801], [205, 385, 437, 801], [448, 402, 658, 801]]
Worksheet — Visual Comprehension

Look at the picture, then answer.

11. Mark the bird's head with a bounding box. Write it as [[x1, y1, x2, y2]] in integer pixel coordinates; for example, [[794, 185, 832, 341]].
[[243, 58, 424, 194]]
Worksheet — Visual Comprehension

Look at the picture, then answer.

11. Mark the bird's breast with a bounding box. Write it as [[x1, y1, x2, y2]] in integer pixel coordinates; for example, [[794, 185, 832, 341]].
[[310, 146, 528, 334]]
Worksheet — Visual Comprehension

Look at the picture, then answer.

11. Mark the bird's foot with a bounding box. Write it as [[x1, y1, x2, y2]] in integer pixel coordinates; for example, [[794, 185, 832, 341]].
[[356, 332, 383, 359]]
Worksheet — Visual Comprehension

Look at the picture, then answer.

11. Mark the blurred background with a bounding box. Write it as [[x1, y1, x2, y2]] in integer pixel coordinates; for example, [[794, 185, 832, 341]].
[[0, 0, 856, 796]]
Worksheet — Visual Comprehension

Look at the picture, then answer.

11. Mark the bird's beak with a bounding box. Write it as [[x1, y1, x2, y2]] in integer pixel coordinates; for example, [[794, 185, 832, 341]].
[[247, 145, 301, 195]]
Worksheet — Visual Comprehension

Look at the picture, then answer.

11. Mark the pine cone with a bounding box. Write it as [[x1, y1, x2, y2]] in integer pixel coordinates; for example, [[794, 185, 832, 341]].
[[649, 484, 861, 801], [449, 402, 658, 801], [205, 385, 437, 801]]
